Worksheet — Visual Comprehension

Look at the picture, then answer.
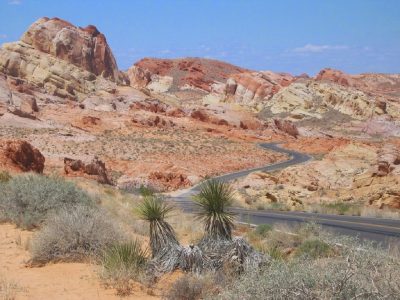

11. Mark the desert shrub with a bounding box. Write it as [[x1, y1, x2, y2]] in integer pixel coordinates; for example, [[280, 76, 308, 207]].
[[164, 274, 217, 300], [216, 236, 400, 300], [0, 275, 18, 300], [0, 171, 11, 183], [101, 240, 148, 296], [0, 174, 93, 229], [321, 202, 361, 216], [31, 205, 123, 264], [139, 185, 155, 197], [254, 224, 273, 238], [295, 239, 333, 259], [266, 245, 284, 261]]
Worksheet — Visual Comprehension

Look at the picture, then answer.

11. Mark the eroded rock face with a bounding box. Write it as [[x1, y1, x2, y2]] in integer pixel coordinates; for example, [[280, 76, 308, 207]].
[[0, 17, 124, 101], [264, 80, 387, 121], [0, 140, 45, 173], [223, 71, 295, 106], [373, 144, 400, 177], [21, 17, 120, 81], [64, 156, 111, 184]]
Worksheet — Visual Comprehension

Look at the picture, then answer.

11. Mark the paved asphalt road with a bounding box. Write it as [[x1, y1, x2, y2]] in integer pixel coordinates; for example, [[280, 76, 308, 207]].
[[169, 143, 400, 244]]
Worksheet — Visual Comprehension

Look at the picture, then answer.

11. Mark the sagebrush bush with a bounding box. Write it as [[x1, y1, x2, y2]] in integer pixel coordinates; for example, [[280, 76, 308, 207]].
[[31, 205, 123, 264], [164, 274, 217, 300], [215, 236, 400, 300], [0, 171, 11, 183], [0, 174, 92, 229]]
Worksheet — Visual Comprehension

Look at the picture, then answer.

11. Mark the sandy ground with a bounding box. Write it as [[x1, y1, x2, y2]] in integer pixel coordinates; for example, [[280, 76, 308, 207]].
[[0, 224, 159, 300]]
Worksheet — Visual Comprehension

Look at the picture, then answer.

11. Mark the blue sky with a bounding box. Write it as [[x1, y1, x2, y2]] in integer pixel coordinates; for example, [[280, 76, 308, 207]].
[[1, 0, 399, 75]]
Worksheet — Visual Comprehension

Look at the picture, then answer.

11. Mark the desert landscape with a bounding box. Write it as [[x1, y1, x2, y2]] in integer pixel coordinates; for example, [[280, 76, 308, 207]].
[[0, 2, 400, 299]]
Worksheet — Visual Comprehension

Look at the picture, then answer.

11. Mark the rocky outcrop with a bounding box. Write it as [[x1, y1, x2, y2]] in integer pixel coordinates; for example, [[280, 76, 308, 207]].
[[128, 57, 247, 93], [0, 17, 125, 101], [273, 119, 299, 138], [0, 140, 45, 173], [373, 144, 400, 177], [64, 156, 111, 184], [264, 80, 387, 121], [316, 68, 400, 99], [131, 114, 176, 128], [223, 71, 294, 106], [130, 99, 170, 113], [20, 17, 121, 82], [148, 171, 191, 191]]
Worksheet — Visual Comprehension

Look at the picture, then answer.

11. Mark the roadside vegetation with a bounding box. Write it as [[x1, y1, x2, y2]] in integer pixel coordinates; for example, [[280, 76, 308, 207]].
[[0, 173, 399, 299]]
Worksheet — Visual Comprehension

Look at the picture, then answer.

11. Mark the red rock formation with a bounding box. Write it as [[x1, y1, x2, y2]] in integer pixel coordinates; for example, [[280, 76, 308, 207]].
[[148, 171, 191, 191], [129, 57, 248, 92], [130, 99, 170, 113], [64, 156, 111, 184], [316, 68, 354, 87], [0, 140, 45, 173], [20, 17, 121, 82], [273, 119, 299, 138], [190, 109, 209, 122], [131, 115, 175, 128], [81, 116, 101, 126]]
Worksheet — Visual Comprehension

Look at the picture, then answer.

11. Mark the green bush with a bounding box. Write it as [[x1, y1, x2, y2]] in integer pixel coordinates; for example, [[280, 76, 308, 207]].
[[295, 239, 332, 259], [254, 224, 273, 238], [0, 174, 92, 229], [102, 240, 147, 277], [101, 240, 148, 296], [31, 205, 122, 264]]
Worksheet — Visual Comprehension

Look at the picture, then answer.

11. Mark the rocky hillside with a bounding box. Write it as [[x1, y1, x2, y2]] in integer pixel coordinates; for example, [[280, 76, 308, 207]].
[[128, 57, 248, 93]]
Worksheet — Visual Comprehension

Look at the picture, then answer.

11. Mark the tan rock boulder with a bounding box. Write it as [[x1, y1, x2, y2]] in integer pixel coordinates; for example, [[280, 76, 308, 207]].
[[0, 140, 45, 173]]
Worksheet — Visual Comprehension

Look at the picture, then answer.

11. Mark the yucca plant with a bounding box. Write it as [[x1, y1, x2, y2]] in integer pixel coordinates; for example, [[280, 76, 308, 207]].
[[135, 196, 179, 257], [193, 180, 236, 240]]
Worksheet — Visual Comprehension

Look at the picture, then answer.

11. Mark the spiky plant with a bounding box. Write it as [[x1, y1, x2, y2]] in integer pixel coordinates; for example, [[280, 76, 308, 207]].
[[102, 240, 148, 276], [193, 180, 236, 240], [135, 196, 178, 257]]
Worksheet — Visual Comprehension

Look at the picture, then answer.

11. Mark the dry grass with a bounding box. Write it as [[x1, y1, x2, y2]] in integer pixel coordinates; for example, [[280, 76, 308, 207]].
[[306, 202, 400, 219], [0, 276, 19, 300]]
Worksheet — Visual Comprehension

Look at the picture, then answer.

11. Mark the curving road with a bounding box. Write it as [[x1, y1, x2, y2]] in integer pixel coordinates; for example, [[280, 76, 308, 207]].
[[169, 143, 400, 244]]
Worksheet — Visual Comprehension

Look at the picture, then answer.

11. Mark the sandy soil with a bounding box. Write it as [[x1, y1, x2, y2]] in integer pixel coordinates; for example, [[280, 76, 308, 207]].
[[0, 224, 158, 300]]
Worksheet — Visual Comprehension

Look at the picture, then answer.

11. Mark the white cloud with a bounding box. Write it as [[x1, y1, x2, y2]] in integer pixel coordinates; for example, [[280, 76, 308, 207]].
[[159, 49, 171, 54], [8, 0, 21, 5], [293, 44, 348, 53], [0, 34, 7, 39]]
